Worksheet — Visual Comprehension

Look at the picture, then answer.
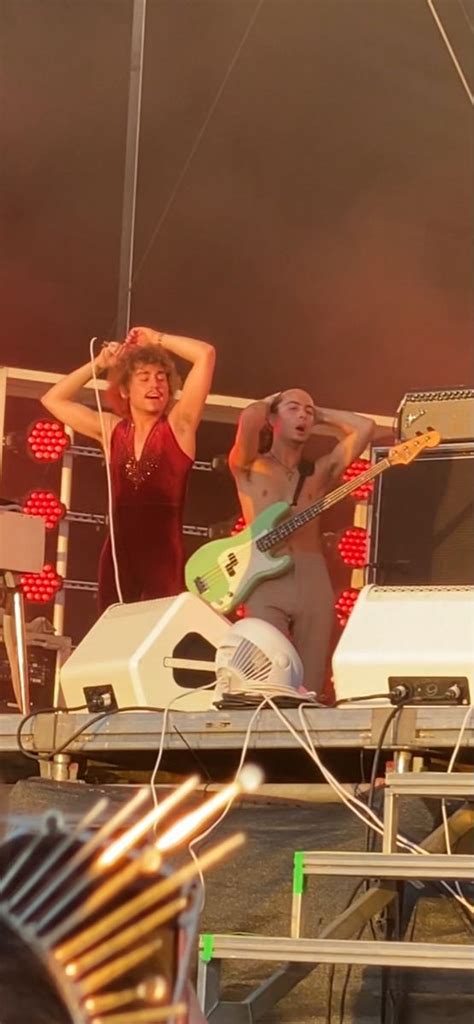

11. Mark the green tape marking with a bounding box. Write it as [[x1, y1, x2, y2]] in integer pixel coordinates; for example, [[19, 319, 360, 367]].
[[200, 933, 215, 962], [293, 851, 305, 895]]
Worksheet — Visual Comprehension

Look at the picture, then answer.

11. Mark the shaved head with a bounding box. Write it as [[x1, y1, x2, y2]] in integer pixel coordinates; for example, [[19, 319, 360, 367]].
[[279, 388, 315, 408]]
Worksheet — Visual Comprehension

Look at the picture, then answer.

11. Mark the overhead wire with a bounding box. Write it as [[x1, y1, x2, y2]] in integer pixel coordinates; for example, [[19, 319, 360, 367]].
[[129, 0, 267, 293], [424, 0, 474, 103]]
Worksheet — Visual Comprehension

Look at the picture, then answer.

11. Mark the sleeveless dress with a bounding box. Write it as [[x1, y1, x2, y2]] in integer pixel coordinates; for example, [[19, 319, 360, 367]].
[[98, 417, 192, 611]]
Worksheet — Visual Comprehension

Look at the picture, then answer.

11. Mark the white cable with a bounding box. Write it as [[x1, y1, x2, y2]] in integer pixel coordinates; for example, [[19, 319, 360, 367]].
[[188, 692, 474, 914], [291, 701, 474, 914], [89, 337, 124, 603], [184, 693, 386, 917], [150, 690, 268, 913], [187, 699, 269, 912], [299, 702, 474, 913], [424, 0, 474, 104], [292, 702, 388, 836], [149, 681, 227, 916], [162, 692, 474, 926], [441, 705, 474, 900], [296, 702, 474, 912], [157, 690, 474, 915], [447, 705, 473, 773]]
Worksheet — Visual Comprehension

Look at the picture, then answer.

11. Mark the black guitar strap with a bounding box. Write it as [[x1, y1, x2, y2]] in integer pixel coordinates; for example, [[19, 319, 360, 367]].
[[291, 458, 315, 506]]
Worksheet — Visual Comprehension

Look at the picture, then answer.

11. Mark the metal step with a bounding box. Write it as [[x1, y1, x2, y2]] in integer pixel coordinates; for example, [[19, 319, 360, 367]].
[[294, 851, 474, 880], [200, 934, 474, 971], [385, 772, 474, 799]]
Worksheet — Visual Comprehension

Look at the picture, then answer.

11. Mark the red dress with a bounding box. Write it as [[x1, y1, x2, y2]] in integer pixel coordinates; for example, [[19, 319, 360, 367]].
[[98, 417, 193, 611]]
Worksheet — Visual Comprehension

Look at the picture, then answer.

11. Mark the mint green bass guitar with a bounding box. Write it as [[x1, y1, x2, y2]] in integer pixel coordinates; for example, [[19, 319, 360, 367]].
[[185, 431, 440, 613]]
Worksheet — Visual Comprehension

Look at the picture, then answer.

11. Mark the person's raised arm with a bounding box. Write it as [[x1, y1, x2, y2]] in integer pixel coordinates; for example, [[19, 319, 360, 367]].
[[316, 406, 375, 484], [40, 344, 122, 444], [228, 394, 280, 473], [127, 327, 215, 456]]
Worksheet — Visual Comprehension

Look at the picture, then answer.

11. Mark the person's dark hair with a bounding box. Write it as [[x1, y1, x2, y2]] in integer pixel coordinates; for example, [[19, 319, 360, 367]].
[[269, 392, 283, 414], [106, 342, 181, 418], [259, 392, 283, 452], [259, 390, 319, 451], [0, 923, 72, 1024]]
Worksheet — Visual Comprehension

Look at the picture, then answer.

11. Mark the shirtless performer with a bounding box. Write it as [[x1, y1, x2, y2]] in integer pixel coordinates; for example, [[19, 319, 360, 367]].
[[229, 390, 374, 694], [42, 326, 215, 611]]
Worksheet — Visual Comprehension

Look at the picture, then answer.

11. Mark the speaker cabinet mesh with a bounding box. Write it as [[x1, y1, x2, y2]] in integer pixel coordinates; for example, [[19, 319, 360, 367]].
[[369, 444, 474, 586]]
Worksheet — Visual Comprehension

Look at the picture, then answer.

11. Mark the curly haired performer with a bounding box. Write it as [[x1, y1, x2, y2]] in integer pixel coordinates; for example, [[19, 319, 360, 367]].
[[42, 326, 215, 611]]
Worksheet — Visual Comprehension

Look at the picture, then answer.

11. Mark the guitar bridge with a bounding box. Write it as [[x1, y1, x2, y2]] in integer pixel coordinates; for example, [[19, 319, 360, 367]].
[[194, 576, 208, 594]]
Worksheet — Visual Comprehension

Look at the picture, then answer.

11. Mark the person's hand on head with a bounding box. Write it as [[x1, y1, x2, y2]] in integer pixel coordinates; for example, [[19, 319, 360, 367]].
[[126, 326, 162, 347], [95, 341, 124, 372]]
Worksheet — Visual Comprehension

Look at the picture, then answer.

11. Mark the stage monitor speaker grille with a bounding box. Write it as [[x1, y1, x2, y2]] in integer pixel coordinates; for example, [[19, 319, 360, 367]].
[[369, 444, 474, 586]]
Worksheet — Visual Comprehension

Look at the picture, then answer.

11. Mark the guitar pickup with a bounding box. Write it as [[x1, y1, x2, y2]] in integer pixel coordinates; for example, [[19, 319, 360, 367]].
[[225, 552, 238, 577]]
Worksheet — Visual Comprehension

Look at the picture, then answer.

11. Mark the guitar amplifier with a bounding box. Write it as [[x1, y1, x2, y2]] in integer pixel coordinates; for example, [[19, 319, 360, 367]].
[[397, 388, 474, 441], [368, 443, 474, 587]]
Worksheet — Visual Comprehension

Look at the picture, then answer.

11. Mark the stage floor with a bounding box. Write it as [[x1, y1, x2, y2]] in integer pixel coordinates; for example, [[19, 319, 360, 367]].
[[2, 704, 473, 758]]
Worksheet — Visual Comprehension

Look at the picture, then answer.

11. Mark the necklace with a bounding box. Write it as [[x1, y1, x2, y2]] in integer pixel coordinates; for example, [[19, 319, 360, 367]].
[[269, 451, 298, 480]]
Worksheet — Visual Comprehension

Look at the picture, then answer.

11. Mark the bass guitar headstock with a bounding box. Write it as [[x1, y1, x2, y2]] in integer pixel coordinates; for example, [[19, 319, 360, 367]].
[[388, 429, 441, 466]]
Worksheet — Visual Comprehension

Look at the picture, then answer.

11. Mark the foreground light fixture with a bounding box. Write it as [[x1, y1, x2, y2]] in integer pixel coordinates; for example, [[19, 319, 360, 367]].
[[0, 771, 253, 1024]]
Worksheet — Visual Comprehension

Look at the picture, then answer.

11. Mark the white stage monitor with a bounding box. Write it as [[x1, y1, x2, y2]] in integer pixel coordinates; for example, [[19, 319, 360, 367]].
[[60, 592, 230, 713], [332, 585, 474, 704]]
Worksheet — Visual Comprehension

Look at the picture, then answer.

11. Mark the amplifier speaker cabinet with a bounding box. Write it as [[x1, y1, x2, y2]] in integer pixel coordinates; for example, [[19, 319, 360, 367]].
[[0, 625, 71, 712], [368, 443, 474, 587]]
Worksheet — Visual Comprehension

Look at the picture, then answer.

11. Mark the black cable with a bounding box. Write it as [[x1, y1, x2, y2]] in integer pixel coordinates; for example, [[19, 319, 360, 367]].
[[17, 704, 183, 763], [325, 964, 335, 1024], [172, 724, 213, 786], [336, 883, 402, 1024], [366, 702, 408, 850], [348, 703, 408, 1024], [324, 880, 365, 1024], [15, 705, 88, 761], [337, 928, 362, 1024]]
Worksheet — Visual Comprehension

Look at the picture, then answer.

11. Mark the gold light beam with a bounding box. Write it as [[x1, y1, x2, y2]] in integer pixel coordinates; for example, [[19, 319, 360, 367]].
[[156, 765, 263, 853], [49, 832, 244, 958], [98, 776, 199, 869]]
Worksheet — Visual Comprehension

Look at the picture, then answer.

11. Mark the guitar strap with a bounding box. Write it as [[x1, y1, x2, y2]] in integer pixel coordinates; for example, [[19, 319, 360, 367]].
[[291, 458, 315, 506]]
